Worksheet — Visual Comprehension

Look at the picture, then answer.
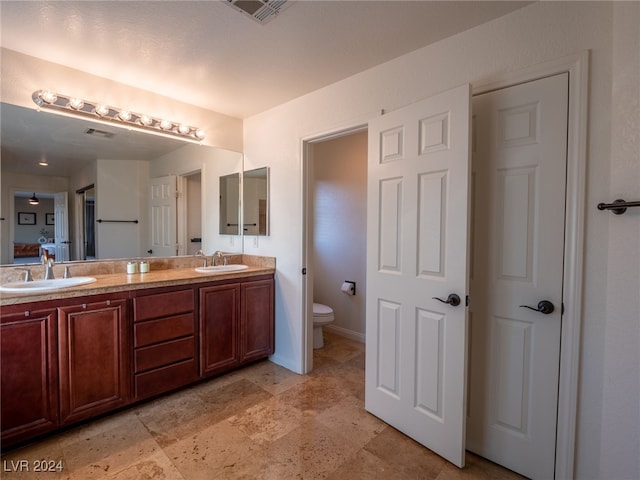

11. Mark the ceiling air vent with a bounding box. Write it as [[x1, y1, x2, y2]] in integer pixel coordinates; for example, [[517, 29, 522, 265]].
[[85, 128, 114, 138], [224, 0, 290, 24]]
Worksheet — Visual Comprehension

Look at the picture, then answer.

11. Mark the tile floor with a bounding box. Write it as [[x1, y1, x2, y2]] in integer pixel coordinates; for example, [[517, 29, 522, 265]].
[[1, 332, 525, 479]]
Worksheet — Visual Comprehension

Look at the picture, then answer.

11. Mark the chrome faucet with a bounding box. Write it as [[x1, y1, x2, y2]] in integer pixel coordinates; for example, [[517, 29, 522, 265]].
[[194, 249, 208, 267], [16, 267, 33, 282], [42, 252, 55, 280], [213, 250, 227, 266]]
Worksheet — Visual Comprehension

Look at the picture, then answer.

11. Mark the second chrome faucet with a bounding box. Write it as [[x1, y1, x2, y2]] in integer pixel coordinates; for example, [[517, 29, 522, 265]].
[[42, 251, 55, 280]]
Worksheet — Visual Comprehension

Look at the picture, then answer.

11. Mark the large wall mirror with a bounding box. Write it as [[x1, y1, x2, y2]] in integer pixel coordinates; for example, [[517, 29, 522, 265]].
[[0, 103, 243, 265]]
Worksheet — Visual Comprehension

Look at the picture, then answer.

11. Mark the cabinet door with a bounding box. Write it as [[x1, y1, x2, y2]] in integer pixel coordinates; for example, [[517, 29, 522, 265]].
[[58, 298, 130, 425], [241, 278, 274, 363], [1, 308, 58, 446], [200, 283, 240, 377]]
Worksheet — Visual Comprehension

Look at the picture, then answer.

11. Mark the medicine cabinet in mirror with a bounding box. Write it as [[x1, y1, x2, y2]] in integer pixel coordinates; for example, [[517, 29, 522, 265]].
[[219, 167, 269, 237], [243, 167, 269, 236], [219, 173, 240, 235]]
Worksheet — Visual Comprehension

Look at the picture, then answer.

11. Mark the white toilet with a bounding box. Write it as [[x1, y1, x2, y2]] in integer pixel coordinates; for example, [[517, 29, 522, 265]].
[[312, 303, 334, 349]]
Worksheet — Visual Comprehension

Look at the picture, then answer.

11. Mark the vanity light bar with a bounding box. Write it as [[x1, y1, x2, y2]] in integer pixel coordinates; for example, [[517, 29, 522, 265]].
[[32, 90, 205, 142]]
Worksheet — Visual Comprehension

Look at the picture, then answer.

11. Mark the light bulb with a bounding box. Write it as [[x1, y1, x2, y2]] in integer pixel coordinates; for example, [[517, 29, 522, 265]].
[[195, 129, 205, 140], [68, 98, 84, 110], [178, 124, 191, 135], [118, 110, 132, 121], [41, 91, 57, 104], [95, 104, 110, 117], [159, 120, 173, 130], [138, 115, 153, 126]]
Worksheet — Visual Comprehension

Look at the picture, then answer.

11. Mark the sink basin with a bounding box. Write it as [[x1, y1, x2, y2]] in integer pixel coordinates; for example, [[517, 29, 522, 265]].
[[0, 276, 97, 293], [195, 264, 249, 273]]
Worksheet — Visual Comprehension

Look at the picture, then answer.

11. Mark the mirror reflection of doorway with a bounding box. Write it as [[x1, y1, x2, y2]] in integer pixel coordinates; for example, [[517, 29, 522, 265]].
[[11, 191, 55, 264], [77, 185, 96, 260], [181, 171, 202, 256]]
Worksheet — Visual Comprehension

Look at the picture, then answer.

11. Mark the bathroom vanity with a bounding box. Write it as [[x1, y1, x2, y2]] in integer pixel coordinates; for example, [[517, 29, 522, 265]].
[[0, 256, 274, 449]]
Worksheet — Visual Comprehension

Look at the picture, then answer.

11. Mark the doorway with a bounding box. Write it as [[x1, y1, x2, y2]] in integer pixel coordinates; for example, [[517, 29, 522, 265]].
[[178, 171, 202, 256], [9, 188, 65, 264], [76, 184, 96, 260], [148, 170, 201, 257], [302, 126, 367, 372]]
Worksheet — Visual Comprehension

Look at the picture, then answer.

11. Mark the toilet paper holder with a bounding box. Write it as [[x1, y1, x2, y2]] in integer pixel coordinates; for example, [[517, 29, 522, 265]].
[[341, 281, 356, 295]]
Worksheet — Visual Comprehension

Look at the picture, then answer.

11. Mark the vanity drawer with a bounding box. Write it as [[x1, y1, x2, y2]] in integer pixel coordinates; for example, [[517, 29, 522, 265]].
[[134, 359, 198, 400], [133, 289, 195, 322], [134, 314, 195, 348], [135, 336, 196, 373]]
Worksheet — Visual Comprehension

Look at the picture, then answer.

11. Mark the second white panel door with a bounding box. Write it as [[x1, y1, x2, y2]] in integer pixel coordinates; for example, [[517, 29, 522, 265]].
[[466, 73, 569, 479]]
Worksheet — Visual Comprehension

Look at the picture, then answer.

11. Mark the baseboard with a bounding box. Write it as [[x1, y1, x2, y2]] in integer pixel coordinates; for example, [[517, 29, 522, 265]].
[[324, 324, 365, 344]]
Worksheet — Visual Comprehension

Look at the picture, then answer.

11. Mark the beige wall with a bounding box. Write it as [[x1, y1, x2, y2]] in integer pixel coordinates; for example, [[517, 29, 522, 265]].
[[243, 2, 639, 478], [94, 159, 149, 260], [311, 131, 367, 341]]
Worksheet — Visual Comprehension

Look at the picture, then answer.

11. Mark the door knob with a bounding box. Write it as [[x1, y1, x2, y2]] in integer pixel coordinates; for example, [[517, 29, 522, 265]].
[[519, 300, 555, 315], [432, 293, 461, 307]]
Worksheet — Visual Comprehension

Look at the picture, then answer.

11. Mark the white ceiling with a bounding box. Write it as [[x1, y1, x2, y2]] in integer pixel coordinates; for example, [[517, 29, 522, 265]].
[[1, 1, 531, 177], [1, 0, 531, 119]]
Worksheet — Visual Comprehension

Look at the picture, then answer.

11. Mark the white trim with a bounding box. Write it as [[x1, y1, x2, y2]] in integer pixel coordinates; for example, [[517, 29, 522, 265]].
[[301, 139, 314, 374], [324, 324, 365, 344], [74, 192, 85, 261], [473, 51, 589, 480], [176, 175, 188, 256]]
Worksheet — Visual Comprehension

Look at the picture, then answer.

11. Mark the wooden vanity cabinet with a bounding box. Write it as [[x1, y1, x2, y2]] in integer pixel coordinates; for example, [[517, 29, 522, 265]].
[[1, 271, 274, 448], [199, 282, 241, 377], [241, 278, 275, 362], [1, 306, 58, 446], [200, 275, 274, 377], [57, 294, 130, 425], [132, 287, 198, 400]]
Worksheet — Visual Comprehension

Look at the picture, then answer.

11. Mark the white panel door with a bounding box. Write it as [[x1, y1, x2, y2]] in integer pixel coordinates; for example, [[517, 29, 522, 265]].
[[365, 84, 471, 467], [54, 192, 70, 262], [149, 175, 177, 257], [466, 73, 568, 479]]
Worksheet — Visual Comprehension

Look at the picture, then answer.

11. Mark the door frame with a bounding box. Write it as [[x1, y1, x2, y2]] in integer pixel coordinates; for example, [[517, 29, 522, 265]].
[[299, 51, 588, 479], [301, 123, 369, 374]]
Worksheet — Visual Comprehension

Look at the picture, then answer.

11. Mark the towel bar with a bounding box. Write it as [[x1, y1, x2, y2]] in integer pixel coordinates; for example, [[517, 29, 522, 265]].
[[597, 199, 640, 215]]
